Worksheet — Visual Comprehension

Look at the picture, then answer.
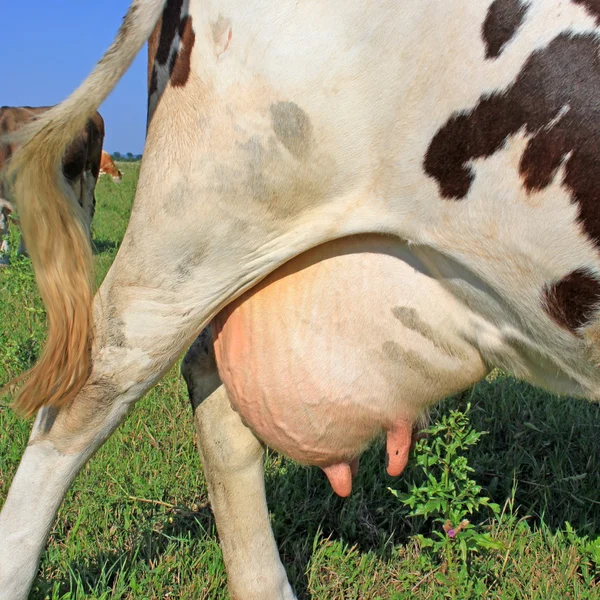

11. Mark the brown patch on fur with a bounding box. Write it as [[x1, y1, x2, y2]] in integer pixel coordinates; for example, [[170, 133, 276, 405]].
[[170, 16, 195, 87], [0, 108, 15, 165], [0, 108, 15, 200], [147, 1, 193, 115], [425, 93, 516, 198], [544, 269, 600, 332], [573, 0, 600, 23], [425, 33, 600, 248], [482, 0, 529, 59]]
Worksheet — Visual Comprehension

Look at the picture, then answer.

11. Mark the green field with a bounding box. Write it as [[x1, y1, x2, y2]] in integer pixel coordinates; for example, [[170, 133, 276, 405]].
[[1, 162, 600, 599]]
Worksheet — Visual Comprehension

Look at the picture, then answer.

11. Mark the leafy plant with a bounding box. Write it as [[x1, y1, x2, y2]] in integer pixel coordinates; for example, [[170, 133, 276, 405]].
[[390, 404, 502, 594]]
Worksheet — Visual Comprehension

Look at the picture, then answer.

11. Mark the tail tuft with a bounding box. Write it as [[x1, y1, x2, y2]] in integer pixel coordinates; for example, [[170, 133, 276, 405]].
[[7, 125, 95, 417]]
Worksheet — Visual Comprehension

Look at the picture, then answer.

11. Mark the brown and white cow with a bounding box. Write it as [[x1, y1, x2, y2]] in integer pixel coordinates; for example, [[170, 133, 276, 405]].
[[3, 0, 600, 598], [0, 199, 14, 266], [0, 105, 105, 261], [99, 150, 123, 182]]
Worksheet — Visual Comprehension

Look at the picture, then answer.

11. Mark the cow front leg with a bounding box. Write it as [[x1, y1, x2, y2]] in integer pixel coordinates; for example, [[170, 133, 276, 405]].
[[182, 337, 296, 600]]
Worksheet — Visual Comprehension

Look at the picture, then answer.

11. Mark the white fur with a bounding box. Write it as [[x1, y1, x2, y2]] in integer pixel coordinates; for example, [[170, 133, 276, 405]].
[[0, 441, 86, 600]]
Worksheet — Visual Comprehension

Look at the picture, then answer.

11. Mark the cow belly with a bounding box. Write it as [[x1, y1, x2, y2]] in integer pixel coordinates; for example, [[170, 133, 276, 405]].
[[212, 235, 487, 495]]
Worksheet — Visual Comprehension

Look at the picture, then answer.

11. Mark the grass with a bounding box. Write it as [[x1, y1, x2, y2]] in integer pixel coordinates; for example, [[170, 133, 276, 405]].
[[1, 162, 600, 598]]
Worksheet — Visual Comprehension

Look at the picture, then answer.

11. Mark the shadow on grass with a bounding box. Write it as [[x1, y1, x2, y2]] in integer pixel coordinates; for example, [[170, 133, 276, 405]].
[[92, 239, 119, 255], [32, 505, 217, 600], [470, 375, 600, 537]]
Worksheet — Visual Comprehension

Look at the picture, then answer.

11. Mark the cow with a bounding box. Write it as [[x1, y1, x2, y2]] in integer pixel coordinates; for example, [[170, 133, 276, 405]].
[[99, 150, 123, 182], [0, 199, 14, 266], [2, 0, 600, 598], [0, 105, 105, 262]]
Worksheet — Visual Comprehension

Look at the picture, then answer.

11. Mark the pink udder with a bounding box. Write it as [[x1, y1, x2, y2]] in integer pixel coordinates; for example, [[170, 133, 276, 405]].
[[211, 238, 439, 498], [322, 458, 359, 497], [321, 422, 414, 497], [386, 421, 413, 477]]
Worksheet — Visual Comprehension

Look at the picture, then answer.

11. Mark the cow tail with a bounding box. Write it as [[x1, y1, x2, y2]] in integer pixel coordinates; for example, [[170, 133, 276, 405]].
[[5, 0, 166, 417]]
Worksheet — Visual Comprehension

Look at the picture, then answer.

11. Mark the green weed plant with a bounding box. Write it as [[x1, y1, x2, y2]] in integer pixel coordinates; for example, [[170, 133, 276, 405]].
[[390, 405, 503, 596]]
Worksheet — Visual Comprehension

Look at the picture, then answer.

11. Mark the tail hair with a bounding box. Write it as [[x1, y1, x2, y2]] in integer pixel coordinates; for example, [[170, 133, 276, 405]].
[[4, 0, 166, 416]]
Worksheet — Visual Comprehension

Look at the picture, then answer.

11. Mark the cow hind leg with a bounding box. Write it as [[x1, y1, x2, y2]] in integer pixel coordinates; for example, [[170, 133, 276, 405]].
[[16, 237, 27, 257], [80, 169, 97, 232], [182, 336, 296, 600]]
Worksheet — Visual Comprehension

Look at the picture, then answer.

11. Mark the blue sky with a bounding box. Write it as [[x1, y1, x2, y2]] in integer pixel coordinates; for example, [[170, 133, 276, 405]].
[[4, 1, 147, 154]]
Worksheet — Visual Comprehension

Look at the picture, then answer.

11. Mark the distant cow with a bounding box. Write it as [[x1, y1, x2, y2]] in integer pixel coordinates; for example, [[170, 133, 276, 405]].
[[99, 150, 122, 182], [0, 106, 104, 259], [0, 199, 14, 265]]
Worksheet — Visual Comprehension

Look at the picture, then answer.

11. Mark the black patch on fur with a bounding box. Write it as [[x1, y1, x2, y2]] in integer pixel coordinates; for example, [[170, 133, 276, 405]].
[[155, 0, 184, 65], [426, 34, 600, 249], [170, 16, 195, 87], [544, 269, 600, 332], [573, 0, 600, 24], [482, 0, 529, 59]]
